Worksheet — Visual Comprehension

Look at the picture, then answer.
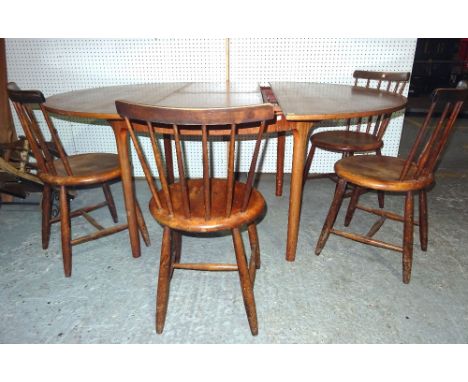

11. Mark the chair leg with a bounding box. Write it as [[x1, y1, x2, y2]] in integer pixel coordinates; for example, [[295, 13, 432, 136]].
[[344, 186, 363, 227], [156, 227, 172, 334], [41, 184, 53, 250], [232, 227, 258, 336], [59, 186, 72, 277], [172, 230, 182, 264], [376, 149, 385, 208], [402, 191, 414, 284], [248, 224, 261, 270], [135, 199, 151, 247], [419, 189, 428, 251], [302, 141, 316, 188], [377, 191, 385, 209], [315, 178, 347, 255], [170, 230, 182, 280], [276, 132, 285, 197], [102, 183, 118, 223]]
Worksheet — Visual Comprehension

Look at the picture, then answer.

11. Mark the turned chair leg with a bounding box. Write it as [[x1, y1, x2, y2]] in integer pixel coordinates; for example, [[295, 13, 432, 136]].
[[156, 227, 172, 334], [102, 183, 118, 223], [419, 189, 428, 251], [135, 199, 151, 247], [344, 186, 363, 227], [232, 227, 258, 336], [41, 184, 53, 250], [59, 186, 72, 277], [276, 132, 285, 197], [315, 178, 347, 255], [402, 191, 414, 284], [302, 142, 316, 188]]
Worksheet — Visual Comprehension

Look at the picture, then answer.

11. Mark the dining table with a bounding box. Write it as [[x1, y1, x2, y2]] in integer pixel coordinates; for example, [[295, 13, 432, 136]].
[[44, 81, 407, 262]]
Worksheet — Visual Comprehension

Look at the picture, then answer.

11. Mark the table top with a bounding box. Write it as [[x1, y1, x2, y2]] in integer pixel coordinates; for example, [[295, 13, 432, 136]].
[[270, 82, 407, 121], [44, 81, 407, 121], [44, 82, 264, 120]]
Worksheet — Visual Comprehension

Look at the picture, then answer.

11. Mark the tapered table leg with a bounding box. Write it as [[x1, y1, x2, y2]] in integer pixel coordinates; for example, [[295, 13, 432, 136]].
[[286, 122, 313, 261], [110, 120, 141, 258], [276, 131, 285, 196]]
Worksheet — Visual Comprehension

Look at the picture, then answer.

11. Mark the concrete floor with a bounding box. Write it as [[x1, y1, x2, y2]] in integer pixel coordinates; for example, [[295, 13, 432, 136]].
[[1, 116, 467, 343]]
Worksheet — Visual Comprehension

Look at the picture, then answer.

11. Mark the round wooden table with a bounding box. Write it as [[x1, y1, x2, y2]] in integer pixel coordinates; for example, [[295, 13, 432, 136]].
[[44, 81, 407, 261]]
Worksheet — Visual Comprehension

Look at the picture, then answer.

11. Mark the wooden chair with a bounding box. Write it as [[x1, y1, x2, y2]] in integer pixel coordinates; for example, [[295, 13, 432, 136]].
[[0, 135, 63, 200], [303, 70, 410, 206], [116, 100, 275, 335], [315, 87, 468, 284], [7, 82, 150, 277]]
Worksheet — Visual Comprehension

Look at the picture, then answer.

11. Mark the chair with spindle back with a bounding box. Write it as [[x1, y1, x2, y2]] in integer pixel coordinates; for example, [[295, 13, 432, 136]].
[[303, 70, 410, 206], [314, 87, 467, 284], [7, 82, 150, 277], [116, 100, 275, 335]]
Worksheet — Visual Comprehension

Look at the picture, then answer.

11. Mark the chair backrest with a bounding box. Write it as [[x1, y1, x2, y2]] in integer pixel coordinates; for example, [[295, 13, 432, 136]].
[[347, 70, 411, 137], [7, 82, 71, 177], [400, 87, 468, 180], [115, 101, 275, 220], [353, 70, 410, 95]]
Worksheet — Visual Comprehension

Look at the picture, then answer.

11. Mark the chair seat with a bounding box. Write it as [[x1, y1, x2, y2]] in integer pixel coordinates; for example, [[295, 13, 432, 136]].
[[149, 179, 266, 233], [39, 153, 121, 186], [311, 131, 383, 152], [335, 155, 434, 192]]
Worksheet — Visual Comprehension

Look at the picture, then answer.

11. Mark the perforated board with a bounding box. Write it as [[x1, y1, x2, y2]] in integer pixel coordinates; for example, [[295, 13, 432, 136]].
[[229, 38, 416, 173], [5, 38, 416, 176]]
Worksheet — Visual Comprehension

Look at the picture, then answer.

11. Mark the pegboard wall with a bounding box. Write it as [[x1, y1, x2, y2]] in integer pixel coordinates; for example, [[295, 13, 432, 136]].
[[5, 38, 416, 177]]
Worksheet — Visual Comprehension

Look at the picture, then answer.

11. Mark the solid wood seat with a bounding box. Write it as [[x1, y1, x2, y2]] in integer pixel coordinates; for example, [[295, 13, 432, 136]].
[[149, 179, 266, 232], [303, 70, 410, 209], [7, 82, 150, 277], [311, 130, 383, 152], [335, 155, 433, 192], [116, 100, 275, 335], [315, 87, 467, 284], [40, 153, 121, 186]]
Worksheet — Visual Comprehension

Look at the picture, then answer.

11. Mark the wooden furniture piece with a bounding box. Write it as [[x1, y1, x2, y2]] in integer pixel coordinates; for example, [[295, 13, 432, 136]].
[[0, 136, 43, 199], [43, 82, 407, 263], [116, 100, 274, 335], [315, 87, 467, 283], [269, 82, 407, 261], [1, 38, 18, 203], [7, 82, 150, 277], [303, 71, 410, 202]]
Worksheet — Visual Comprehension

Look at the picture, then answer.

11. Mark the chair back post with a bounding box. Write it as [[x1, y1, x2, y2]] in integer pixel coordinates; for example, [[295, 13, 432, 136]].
[[400, 88, 467, 181], [122, 117, 166, 213], [39, 103, 72, 175], [116, 101, 274, 221], [7, 82, 72, 177]]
